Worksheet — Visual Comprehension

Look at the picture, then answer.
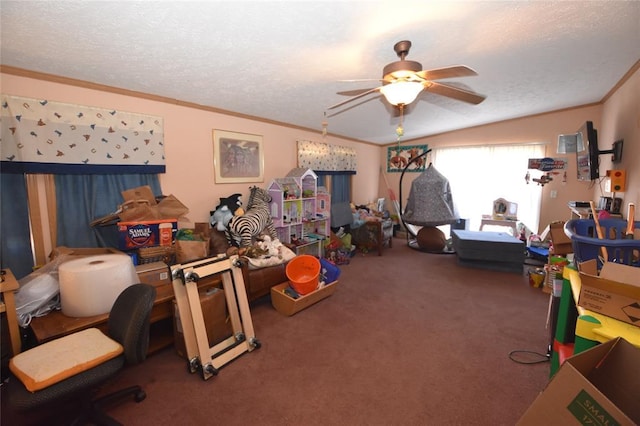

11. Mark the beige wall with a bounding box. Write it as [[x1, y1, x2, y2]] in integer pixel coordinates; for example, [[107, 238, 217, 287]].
[[597, 66, 640, 212], [383, 66, 639, 233], [1, 72, 382, 231], [2, 65, 638, 241]]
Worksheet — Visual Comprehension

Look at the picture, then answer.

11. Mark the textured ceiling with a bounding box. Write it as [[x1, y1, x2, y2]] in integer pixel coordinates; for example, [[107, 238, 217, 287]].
[[1, 1, 639, 145]]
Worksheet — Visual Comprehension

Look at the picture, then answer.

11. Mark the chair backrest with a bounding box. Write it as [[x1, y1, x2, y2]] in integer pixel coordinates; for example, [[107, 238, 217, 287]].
[[107, 283, 156, 365]]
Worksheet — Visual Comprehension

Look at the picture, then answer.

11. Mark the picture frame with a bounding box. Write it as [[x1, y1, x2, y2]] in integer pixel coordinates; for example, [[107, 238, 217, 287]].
[[386, 144, 428, 173], [213, 130, 264, 183]]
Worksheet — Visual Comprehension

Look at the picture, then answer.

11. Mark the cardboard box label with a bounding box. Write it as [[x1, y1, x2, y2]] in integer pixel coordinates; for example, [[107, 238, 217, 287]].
[[567, 390, 620, 426]]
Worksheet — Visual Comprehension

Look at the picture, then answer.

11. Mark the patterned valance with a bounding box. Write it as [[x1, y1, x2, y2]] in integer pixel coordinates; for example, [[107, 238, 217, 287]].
[[297, 140, 356, 173], [1, 94, 165, 174]]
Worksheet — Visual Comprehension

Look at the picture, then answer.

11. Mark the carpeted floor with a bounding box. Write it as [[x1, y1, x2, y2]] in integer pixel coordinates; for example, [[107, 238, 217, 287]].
[[2, 238, 553, 425]]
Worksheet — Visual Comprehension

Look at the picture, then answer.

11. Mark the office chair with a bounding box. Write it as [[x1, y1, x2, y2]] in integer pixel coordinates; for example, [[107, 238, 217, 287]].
[[5, 283, 156, 425]]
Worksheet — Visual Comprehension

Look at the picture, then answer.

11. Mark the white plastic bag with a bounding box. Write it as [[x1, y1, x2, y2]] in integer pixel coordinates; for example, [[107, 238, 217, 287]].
[[14, 257, 66, 327]]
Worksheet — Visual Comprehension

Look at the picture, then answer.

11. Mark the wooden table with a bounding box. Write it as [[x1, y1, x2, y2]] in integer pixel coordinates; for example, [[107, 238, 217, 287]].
[[29, 282, 176, 354], [479, 218, 518, 236], [29, 270, 223, 355]]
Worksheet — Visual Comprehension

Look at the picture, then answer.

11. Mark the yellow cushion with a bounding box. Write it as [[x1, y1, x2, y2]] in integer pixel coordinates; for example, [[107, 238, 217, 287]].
[[9, 327, 123, 392]]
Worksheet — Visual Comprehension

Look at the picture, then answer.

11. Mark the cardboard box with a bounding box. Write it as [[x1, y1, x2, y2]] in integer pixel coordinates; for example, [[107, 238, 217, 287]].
[[116, 219, 177, 250], [135, 261, 171, 288], [271, 281, 338, 316], [541, 221, 573, 255], [518, 337, 640, 425], [577, 259, 640, 326], [51, 246, 123, 262], [173, 287, 233, 359]]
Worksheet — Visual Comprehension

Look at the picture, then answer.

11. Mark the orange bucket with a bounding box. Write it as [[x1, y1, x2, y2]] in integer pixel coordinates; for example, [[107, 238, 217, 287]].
[[286, 255, 321, 295]]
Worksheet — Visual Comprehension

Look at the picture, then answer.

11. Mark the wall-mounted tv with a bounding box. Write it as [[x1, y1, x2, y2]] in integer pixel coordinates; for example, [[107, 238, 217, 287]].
[[576, 121, 599, 181]]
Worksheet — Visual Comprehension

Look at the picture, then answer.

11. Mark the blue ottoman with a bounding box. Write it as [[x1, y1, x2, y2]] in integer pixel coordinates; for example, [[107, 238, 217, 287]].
[[451, 230, 525, 273]]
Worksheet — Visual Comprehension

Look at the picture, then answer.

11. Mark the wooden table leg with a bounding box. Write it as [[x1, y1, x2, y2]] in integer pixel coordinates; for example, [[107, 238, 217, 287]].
[[1, 269, 22, 356]]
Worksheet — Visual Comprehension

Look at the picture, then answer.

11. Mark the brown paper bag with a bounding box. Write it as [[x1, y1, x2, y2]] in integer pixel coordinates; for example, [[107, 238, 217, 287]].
[[176, 235, 210, 263], [121, 186, 157, 205], [117, 200, 161, 222], [157, 194, 190, 220]]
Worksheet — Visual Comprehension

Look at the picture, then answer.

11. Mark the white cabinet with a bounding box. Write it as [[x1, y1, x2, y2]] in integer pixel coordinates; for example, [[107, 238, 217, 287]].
[[267, 168, 330, 257]]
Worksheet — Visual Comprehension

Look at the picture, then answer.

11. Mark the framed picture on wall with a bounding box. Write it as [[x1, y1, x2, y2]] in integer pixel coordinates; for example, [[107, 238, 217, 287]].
[[386, 144, 428, 173], [213, 130, 264, 183]]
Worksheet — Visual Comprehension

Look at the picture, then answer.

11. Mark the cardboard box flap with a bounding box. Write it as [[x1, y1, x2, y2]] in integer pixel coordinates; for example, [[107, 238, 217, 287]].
[[600, 262, 640, 286], [540, 221, 573, 255], [518, 338, 640, 426], [579, 274, 640, 300], [586, 339, 640, 422], [578, 259, 599, 275], [564, 336, 617, 374], [579, 259, 640, 287], [579, 260, 640, 301]]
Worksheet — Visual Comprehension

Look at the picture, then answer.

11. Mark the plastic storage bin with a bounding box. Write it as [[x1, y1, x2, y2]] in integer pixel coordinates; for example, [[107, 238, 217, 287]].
[[286, 255, 321, 295], [564, 219, 640, 266]]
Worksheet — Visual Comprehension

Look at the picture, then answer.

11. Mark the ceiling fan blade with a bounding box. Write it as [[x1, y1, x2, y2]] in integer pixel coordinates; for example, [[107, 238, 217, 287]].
[[424, 81, 486, 105], [337, 88, 377, 96], [416, 65, 478, 81], [338, 78, 383, 83], [327, 87, 381, 110]]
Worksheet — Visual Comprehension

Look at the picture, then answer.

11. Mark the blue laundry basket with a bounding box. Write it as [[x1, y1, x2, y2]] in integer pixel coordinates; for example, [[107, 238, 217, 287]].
[[564, 219, 640, 267]]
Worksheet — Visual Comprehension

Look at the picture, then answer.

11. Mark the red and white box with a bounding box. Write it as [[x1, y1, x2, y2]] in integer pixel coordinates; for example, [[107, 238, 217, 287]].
[[117, 219, 177, 250]]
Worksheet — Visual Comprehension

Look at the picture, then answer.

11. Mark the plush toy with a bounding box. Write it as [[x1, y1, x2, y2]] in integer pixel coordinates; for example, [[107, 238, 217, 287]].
[[210, 193, 245, 232], [218, 193, 243, 215], [227, 186, 277, 248], [255, 235, 283, 259]]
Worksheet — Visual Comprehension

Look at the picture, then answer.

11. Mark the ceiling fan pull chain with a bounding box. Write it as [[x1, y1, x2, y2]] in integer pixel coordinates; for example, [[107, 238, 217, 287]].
[[396, 105, 405, 142], [321, 112, 328, 138]]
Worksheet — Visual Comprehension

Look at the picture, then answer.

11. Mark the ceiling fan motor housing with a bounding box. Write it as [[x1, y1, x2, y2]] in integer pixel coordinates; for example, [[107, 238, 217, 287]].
[[383, 60, 423, 82]]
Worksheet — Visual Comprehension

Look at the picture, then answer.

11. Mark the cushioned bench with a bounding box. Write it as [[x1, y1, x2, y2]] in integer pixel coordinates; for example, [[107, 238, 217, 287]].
[[451, 229, 525, 274]]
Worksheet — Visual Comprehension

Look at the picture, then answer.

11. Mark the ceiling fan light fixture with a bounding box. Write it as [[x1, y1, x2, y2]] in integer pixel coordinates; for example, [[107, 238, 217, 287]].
[[380, 81, 424, 106]]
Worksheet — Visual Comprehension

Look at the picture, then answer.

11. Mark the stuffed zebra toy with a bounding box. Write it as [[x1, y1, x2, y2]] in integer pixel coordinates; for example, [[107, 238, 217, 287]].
[[227, 186, 277, 247]]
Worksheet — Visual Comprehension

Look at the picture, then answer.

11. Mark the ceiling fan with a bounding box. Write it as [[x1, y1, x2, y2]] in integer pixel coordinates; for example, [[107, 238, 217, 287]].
[[327, 40, 486, 112]]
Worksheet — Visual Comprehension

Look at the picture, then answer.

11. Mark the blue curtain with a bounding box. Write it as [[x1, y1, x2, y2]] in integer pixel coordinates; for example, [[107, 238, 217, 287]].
[[1, 174, 34, 279], [331, 174, 351, 203], [55, 174, 162, 248]]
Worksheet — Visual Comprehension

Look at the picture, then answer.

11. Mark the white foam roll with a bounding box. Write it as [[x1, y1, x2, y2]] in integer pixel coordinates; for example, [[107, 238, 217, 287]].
[[59, 254, 138, 317]]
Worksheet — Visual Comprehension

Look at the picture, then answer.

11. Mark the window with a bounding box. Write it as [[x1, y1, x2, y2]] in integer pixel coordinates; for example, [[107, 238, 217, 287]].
[[55, 174, 162, 248], [316, 172, 352, 205], [1, 174, 33, 278], [432, 144, 545, 233], [0, 173, 161, 278]]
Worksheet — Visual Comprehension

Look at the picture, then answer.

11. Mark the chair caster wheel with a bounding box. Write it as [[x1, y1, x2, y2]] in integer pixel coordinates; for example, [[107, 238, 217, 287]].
[[204, 364, 218, 376], [249, 337, 261, 349], [134, 390, 146, 403]]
